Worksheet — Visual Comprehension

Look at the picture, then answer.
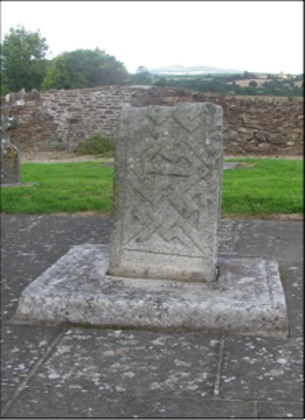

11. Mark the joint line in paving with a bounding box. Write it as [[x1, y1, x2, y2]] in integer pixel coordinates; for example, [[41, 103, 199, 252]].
[[1, 329, 66, 417], [232, 221, 242, 254], [213, 336, 225, 397]]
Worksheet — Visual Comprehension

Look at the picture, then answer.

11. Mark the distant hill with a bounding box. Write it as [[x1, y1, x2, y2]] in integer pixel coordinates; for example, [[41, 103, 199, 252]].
[[150, 64, 242, 75]]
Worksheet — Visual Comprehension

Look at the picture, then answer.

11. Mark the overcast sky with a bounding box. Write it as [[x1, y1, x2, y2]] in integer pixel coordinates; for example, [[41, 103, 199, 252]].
[[1, 1, 303, 74]]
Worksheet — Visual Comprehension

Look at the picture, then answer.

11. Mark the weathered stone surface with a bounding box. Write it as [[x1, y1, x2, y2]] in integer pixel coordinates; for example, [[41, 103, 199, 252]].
[[14, 244, 289, 337], [2, 215, 302, 418], [0, 141, 20, 184], [1, 324, 62, 386], [1, 115, 20, 184], [221, 336, 303, 402], [23, 328, 221, 397], [4, 388, 256, 418], [109, 103, 224, 282]]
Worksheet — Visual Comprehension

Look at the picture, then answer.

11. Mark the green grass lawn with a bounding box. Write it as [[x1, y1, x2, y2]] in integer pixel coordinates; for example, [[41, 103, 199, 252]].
[[1, 161, 114, 214], [1, 158, 303, 217], [222, 158, 303, 217]]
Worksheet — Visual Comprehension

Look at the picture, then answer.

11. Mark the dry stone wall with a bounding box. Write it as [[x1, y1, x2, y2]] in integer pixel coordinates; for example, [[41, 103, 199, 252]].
[[1, 86, 303, 155]]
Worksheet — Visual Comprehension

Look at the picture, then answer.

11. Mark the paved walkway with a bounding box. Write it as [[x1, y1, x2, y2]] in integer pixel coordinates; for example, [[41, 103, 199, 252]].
[[1, 215, 303, 418]]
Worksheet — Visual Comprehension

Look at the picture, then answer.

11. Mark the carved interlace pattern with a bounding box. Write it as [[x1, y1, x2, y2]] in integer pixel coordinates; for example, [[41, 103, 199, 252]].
[[120, 105, 220, 258]]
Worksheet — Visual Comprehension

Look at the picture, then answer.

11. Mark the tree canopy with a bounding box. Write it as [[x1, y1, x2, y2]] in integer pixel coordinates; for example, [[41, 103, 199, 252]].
[[0, 25, 303, 97], [42, 48, 129, 89], [1, 25, 49, 93]]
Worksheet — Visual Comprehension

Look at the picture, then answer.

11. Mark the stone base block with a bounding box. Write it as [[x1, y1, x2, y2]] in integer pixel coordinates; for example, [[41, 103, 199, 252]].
[[14, 244, 289, 337]]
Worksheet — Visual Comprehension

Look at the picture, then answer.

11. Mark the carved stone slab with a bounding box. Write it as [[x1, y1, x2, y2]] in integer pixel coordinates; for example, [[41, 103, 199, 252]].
[[109, 103, 223, 282], [1, 114, 20, 184], [1, 141, 20, 184]]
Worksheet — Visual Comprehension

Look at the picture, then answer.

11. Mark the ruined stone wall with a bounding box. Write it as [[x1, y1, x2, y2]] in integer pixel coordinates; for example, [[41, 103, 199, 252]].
[[1, 86, 303, 155]]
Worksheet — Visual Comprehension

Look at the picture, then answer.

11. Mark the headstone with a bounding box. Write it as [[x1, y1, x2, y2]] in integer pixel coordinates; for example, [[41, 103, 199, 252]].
[[109, 102, 223, 282], [29, 88, 39, 99], [0, 115, 20, 184], [16, 88, 26, 107]]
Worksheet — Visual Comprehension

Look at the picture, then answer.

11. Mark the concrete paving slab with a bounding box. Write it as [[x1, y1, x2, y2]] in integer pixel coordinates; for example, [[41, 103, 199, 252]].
[[257, 401, 304, 418], [4, 387, 256, 418], [281, 262, 304, 294], [1, 386, 17, 408], [217, 220, 241, 256], [1, 215, 303, 418], [1, 214, 110, 321], [281, 262, 304, 337], [284, 291, 303, 338], [220, 336, 303, 402], [1, 325, 63, 386], [27, 328, 220, 398], [14, 244, 289, 336], [234, 220, 303, 262]]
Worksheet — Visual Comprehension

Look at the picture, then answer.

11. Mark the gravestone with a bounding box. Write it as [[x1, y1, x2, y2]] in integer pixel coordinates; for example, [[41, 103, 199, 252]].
[[109, 103, 223, 282], [0, 115, 20, 184]]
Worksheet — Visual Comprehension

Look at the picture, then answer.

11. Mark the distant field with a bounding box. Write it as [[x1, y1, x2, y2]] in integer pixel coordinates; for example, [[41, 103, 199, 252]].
[[227, 79, 304, 88], [227, 94, 303, 102], [161, 75, 214, 81], [227, 79, 266, 87]]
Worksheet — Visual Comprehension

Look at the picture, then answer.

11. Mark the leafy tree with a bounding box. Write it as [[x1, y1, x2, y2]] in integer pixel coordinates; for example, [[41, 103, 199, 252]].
[[128, 65, 153, 84], [242, 70, 255, 79], [42, 48, 129, 89], [136, 66, 149, 73], [249, 80, 258, 87], [1, 25, 49, 93], [129, 72, 153, 85]]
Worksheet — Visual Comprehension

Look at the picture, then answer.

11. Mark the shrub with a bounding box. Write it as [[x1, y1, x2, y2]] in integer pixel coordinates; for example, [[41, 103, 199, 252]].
[[75, 134, 115, 157]]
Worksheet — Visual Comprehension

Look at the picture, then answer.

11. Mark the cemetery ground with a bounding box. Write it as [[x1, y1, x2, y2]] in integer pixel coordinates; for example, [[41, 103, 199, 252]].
[[1, 153, 303, 418], [1, 214, 303, 417]]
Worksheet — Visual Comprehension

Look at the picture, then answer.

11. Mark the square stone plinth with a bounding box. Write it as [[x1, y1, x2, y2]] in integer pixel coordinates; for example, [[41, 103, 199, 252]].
[[109, 103, 223, 282], [14, 245, 289, 337]]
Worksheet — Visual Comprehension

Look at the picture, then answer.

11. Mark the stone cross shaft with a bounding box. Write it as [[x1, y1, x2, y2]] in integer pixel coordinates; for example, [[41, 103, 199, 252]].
[[109, 102, 223, 282]]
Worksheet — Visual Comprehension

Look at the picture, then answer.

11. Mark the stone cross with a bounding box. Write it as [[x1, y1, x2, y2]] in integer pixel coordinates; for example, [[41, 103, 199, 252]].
[[0, 115, 20, 184], [14, 103, 289, 336], [109, 102, 223, 282]]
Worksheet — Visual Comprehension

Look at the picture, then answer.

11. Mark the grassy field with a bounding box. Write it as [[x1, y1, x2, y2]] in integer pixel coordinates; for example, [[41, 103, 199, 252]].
[[1, 158, 303, 218], [229, 95, 303, 102], [222, 158, 303, 217], [1, 161, 114, 214]]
